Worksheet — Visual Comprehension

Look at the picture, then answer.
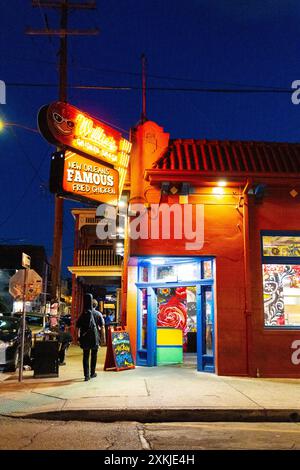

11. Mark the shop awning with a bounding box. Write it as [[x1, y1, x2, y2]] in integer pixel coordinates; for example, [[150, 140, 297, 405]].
[[68, 265, 122, 278]]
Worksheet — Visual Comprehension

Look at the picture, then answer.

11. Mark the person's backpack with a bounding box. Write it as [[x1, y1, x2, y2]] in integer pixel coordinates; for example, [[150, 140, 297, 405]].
[[79, 311, 99, 349]]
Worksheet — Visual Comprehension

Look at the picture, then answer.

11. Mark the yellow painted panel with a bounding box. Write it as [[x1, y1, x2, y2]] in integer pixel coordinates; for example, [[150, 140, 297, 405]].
[[157, 328, 183, 346]]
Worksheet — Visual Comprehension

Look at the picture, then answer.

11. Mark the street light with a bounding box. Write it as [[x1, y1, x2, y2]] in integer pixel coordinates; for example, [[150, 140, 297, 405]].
[[0, 118, 39, 134]]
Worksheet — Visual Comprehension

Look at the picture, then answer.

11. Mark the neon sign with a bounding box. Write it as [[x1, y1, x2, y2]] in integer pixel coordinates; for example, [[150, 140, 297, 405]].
[[74, 113, 118, 160], [38, 101, 131, 196], [50, 150, 119, 206]]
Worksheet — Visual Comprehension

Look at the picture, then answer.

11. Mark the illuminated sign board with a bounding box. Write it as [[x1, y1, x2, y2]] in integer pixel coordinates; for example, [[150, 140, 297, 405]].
[[38, 101, 131, 195], [50, 150, 119, 206]]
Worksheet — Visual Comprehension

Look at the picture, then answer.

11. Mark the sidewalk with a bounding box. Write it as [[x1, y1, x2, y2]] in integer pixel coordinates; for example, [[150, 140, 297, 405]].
[[0, 345, 300, 422]]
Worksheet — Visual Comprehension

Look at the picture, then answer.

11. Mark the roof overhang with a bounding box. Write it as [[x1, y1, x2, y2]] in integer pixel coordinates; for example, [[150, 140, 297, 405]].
[[144, 169, 300, 187]]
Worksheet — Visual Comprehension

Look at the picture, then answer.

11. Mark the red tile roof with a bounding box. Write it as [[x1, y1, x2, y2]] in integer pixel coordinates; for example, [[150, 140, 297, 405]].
[[152, 139, 300, 174]]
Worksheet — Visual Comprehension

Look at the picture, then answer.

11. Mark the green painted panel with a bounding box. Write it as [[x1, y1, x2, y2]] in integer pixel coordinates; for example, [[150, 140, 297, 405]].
[[157, 347, 183, 365]]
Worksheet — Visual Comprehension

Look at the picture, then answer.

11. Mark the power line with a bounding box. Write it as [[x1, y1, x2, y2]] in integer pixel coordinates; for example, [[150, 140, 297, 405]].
[[7, 126, 49, 184], [6, 82, 292, 93], [0, 146, 50, 228], [2, 53, 287, 91], [36, 0, 56, 51]]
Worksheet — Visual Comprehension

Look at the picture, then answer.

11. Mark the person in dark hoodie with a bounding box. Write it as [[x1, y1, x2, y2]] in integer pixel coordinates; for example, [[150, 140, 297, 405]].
[[76, 293, 105, 381]]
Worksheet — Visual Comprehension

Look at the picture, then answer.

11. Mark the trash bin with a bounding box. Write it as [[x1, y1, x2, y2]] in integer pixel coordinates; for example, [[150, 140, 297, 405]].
[[33, 339, 59, 378]]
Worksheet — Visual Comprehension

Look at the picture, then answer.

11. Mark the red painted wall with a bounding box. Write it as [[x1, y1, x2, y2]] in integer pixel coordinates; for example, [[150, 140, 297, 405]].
[[249, 190, 300, 377], [129, 190, 249, 376], [128, 188, 300, 377]]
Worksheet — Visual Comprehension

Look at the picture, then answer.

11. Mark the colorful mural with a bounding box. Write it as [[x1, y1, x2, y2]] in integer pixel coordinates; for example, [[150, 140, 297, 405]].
[[263, 264, 300, 326], [156, 286, 196, 350], [263, 236, 300, 257]]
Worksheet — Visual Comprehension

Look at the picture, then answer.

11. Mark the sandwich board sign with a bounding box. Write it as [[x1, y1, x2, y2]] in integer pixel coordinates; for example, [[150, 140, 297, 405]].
[[104, 327, 135, 371]]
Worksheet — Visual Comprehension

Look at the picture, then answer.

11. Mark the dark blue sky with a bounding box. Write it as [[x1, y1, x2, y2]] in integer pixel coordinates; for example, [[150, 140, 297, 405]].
[[1, 0, 300, 275]]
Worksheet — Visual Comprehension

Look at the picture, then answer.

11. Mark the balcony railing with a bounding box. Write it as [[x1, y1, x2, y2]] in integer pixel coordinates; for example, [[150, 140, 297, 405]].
[[77, 249, 123, 267]]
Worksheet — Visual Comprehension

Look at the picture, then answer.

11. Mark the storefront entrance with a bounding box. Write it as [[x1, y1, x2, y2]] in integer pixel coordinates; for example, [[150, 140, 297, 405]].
[[136, 257, 215, 372]]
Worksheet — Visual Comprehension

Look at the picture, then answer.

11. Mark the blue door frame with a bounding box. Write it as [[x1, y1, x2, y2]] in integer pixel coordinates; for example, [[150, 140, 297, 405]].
[[198, 284, 215, 372], [136, 279, 215, 372]]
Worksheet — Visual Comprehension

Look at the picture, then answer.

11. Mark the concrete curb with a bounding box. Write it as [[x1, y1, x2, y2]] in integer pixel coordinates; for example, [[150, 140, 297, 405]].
[[6, 408, 300, 423]]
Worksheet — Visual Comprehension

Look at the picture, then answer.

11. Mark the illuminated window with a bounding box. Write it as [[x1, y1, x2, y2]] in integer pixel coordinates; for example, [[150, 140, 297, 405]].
[[153, 262, 199, 282], [203, 260, 213, 279], [138, 257, 213, 283], [262, 232, 300, 328], [262, 235, 300, 257]]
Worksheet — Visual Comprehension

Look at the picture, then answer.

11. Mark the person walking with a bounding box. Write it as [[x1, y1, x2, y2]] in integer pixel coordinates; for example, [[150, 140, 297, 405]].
[[92, 299, 106, 346], [76, 293, 105, 381]]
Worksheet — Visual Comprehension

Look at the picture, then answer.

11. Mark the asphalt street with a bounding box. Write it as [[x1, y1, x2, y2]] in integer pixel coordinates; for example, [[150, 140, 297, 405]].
[[1, 417, 300, 450]]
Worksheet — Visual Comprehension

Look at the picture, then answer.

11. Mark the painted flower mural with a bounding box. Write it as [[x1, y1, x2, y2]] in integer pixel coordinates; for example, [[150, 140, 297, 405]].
[[157, 296, 187, 330], [156, 287, 190, 348], [263, 264, 300, 326]]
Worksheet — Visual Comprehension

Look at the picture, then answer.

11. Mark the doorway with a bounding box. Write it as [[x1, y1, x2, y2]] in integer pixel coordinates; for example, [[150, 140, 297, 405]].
[[136, 257, 215, 372]]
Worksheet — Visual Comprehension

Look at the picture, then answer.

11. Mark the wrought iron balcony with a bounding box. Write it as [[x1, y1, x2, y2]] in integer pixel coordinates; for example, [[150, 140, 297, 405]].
[[77, 249, 123, 267]]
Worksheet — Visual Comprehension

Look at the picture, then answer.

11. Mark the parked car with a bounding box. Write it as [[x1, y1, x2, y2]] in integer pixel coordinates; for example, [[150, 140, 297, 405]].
[[25, 314, 44, 326], [0, 316, 32, 372]]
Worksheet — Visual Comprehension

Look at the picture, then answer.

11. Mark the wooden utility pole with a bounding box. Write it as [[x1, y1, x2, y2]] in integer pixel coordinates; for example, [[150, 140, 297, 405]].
[[27, 1, 98, 300]]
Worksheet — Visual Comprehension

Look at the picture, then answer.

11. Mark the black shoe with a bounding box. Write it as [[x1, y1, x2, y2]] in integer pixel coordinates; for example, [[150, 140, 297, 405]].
[[91, 373, 97, 378], [84, 376, 90, 381], [59, 362, 66, 366]]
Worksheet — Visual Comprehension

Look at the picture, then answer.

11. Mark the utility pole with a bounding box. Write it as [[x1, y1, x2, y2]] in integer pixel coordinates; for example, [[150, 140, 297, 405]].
[[27, 1, 98, 301], [141, 53, 147, 123]]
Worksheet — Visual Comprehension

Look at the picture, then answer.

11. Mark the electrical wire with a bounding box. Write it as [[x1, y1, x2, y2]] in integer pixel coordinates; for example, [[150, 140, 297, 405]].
[[7, 126, 47, 185], [0, 146, 51, 228], [6, 82, 292, 93], [36, 0, 57, 55], [2, 53, 289, 91]]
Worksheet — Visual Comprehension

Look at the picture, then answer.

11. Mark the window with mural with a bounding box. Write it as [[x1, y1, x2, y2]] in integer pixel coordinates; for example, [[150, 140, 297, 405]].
[[262, 233, 300, 328], [262, 235, 300, 257]]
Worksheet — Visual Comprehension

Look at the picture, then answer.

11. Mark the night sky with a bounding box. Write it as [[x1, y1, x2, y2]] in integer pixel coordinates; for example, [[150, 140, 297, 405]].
[[1, 0, 300, 276]]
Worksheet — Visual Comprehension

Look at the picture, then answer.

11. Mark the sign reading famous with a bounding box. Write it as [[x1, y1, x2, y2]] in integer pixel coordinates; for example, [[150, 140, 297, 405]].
[[50, 150, 119, 206], [38, 101, 131, 166]]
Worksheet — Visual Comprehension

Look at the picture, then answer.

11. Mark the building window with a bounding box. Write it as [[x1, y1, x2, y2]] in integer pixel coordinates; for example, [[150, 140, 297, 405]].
[[262, 235, 300, 257], [203, 260, 213, 279], [154, 262, 199, 282], [262, 232, 300, 328], [138, 258, 211, 283]]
